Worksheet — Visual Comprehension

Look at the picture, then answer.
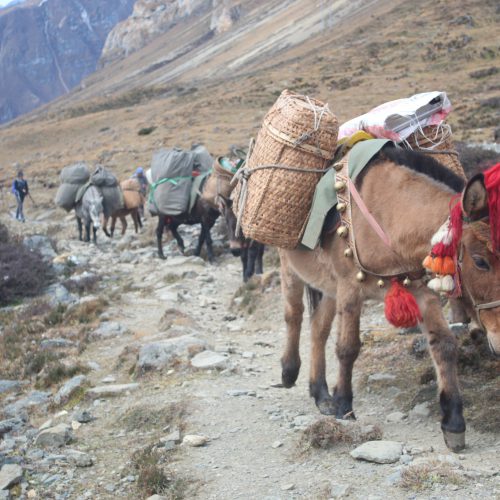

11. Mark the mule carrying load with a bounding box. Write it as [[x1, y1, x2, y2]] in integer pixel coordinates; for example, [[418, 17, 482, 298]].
[[148, 147, 208, 216], [233, 89, 500, 452], [89, 166, 123, 217], [54, 163, 91, 211]]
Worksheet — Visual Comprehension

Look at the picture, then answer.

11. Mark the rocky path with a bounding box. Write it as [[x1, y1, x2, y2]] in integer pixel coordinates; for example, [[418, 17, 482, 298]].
[[0, 216, 499, 499]]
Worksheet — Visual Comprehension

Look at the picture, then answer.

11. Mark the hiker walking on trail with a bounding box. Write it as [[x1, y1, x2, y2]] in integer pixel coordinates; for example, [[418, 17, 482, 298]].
[[12, 170, 29, 222], [132, 167, 148, 196]]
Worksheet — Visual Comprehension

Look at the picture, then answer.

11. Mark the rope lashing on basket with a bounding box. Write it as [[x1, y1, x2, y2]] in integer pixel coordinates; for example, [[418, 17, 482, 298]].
[[231, 138, 328, 237], [292, 97, 335, 157], [402, 121, 452, 151]]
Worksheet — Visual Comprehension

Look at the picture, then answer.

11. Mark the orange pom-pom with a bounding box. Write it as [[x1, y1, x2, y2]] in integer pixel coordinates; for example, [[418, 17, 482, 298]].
[[442, 256, 455, 275], [431, 256, 444, 274], [422, 255, 433, 270]]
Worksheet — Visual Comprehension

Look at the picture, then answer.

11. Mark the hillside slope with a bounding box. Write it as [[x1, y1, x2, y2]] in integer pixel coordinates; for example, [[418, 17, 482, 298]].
[[0, 0, 135, 123], [0, 0, 498, 185]]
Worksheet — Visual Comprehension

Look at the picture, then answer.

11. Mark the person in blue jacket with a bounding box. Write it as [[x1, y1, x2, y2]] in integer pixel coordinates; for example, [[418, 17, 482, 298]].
[[12, 170, 29, 222]]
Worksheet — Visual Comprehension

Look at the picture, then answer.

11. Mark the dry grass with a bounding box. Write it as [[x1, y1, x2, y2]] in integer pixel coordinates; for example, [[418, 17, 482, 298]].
[[132, 444, 186, 499], [120, 401, 187, 432], [399, 460, 464, 491], [0, 222, 53, 306], [299, 418, 383, 452]]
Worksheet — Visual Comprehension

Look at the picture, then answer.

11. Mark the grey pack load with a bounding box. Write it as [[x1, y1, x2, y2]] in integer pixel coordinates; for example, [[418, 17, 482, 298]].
[[90, 165, 123, 217], [191, 144, 214, 173], [54, 163, 90, 212], [148, 148, 195, 216]]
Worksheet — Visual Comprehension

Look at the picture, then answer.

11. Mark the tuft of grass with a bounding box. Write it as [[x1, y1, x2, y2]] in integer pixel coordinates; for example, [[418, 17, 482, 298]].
[[64, 297, 108, 324], [36, 361, 90, 389], [300, 418, 383, 452], [132, 445, 185, 499], [138, 126, 157, 136], [399, 460, 464, 491], [120, 402, 186, 432]]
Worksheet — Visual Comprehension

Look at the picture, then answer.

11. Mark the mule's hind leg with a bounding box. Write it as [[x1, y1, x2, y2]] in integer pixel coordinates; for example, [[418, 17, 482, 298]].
[[156, 217, 166, 259], [333, 285, 362, 419], [308, 290, 336, 415], [419, 293, 465, 451], [280, 253, 305, 388], [120, 215, 127, 236], [170, 223, 185, 254]]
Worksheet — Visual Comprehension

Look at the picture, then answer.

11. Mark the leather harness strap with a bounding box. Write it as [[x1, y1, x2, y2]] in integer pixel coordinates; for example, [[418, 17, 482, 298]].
[[335, 152, 424, 280]]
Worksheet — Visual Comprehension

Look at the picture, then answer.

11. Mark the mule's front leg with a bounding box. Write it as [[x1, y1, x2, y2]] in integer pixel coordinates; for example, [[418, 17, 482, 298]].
[[333, 286, 361, 419], [419, 293, 465, 452], [204, 226, 215, 263], [280, 254, 304, 387], [76, 217, 83, 241], [309, 292, 336, 414], [84, 221, 91, 243]]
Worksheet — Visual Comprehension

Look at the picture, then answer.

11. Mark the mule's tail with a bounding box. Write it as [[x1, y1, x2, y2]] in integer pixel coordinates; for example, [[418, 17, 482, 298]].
[[306, 285, 323, 318]]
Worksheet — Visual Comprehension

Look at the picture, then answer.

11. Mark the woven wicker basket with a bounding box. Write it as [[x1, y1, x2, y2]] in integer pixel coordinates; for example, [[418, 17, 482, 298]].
[[233, 90, 339, 248], [405, 124, 466, 179]]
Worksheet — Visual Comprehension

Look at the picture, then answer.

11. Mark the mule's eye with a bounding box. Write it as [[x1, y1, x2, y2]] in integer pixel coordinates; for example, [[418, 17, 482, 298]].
[[472, 255, 490, 271]]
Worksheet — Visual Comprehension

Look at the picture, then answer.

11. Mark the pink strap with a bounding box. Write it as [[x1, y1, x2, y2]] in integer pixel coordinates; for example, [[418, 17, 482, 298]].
[[348, 178, 392, 248]]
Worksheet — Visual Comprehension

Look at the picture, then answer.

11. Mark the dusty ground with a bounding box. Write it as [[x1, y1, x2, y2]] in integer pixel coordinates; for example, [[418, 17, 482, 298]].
[[0, 207, 498, 499]]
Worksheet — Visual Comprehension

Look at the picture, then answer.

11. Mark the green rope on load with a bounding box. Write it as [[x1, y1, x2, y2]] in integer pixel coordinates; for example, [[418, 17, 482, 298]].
[[148, 176, 192, 211]]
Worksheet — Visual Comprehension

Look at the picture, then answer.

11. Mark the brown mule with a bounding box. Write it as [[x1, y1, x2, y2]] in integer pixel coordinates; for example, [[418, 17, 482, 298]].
[[103, 207, 142, 237], [278, 146, 500, 452], [156, 170, 241, 262]]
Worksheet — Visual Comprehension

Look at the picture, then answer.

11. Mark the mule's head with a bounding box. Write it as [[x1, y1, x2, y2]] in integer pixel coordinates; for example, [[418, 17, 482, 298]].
[[217, 195, 243, 256], [460, 171, 500, 354], [88, 188, 104, 230]]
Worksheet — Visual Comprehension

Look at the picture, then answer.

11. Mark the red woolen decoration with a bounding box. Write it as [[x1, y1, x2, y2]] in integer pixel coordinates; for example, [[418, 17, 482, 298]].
[[449, 198, 463, 254], [384, 279, 422, 328], [484, 162, 500, 253]]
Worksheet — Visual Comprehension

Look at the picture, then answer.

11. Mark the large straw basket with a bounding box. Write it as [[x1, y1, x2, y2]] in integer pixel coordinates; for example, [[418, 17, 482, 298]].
[[404, 124, 466, 179], [233, 90, 339, 248]]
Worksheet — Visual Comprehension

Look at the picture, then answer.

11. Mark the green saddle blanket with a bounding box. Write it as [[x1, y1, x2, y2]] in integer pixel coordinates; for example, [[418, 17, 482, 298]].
[[189, 170, 211, 213], [301, 139, 393, 250]]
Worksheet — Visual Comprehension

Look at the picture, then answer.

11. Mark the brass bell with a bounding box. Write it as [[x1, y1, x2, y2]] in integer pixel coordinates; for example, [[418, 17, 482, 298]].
[[356, 271, 366, 282], [403, 277, 411, 287], [334, 162, 343, 172], [377, 279, 385, 288], [334, 180, 346, 192], [336, 202, 347, 213], [336, 226, 348, 238], [344, 248, 353, 258]]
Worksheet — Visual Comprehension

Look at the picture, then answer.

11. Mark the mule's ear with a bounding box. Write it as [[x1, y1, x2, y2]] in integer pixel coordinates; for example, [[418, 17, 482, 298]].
[[462, 173, 489, 221]]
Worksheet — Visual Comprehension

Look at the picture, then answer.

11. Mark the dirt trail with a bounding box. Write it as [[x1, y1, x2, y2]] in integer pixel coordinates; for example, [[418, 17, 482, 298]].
[[1, 215, 499, 499]]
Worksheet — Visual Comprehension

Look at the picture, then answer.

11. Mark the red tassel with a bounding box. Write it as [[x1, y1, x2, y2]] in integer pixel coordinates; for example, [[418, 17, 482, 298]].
[[384, 279, 422, 328], [431, 242, 455, 257], [484, 162, 500, 253], [449, 197, 463, 254]]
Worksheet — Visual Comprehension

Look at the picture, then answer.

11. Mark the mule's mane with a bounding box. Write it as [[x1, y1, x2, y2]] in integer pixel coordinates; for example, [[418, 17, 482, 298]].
[[371, 146, 466, 193]]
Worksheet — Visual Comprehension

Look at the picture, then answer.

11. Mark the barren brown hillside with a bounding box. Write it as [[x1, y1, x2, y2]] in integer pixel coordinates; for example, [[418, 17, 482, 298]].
[[0, 0, 498, 189]]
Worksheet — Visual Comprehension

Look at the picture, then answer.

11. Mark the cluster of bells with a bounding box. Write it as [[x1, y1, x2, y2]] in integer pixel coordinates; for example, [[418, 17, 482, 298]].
[[332, 174, 412, 289]]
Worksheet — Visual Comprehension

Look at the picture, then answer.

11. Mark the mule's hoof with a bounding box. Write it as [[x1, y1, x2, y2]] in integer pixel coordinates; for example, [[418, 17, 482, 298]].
[[443, 430, 465, 452], [316, 398, 336, 416], [281, 366, 299, 388]]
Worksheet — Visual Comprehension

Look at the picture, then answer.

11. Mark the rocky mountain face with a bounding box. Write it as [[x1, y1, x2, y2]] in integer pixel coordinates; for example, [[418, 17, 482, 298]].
[[100, 0, 242, 66], [0, 0, 135, 124]]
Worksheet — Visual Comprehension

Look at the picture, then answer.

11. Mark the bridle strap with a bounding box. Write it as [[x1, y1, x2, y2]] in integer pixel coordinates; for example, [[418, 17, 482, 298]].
[[476, 299, 500, 311]]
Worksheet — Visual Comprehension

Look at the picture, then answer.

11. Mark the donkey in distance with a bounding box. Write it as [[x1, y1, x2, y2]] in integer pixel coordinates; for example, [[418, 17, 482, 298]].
[[75, 185, 103, 244]]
